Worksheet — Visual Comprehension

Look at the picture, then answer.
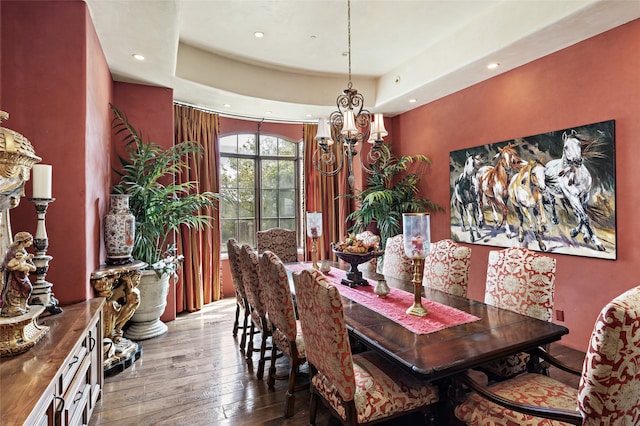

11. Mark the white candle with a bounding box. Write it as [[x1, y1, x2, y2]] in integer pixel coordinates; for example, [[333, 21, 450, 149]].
[[32, 164, 52, 198]]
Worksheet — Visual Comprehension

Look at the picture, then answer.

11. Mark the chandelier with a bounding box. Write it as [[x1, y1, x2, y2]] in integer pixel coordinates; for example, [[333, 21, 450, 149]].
[[313, 0, 390, 188]]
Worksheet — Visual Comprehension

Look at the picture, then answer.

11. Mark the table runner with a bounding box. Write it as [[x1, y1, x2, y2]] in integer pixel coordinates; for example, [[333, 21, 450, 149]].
[[286, 263, 480, 335]]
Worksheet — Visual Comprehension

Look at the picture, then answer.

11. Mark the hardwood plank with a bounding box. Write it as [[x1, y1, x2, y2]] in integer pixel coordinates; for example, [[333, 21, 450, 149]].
[[90, 298, 585, 425]]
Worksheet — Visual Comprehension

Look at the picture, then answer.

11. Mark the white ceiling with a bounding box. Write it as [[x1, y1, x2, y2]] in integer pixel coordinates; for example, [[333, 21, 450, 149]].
[[85, 0, 640, 122]]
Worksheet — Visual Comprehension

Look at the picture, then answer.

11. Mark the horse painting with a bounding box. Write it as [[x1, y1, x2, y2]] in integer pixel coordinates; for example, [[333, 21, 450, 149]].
[[450, 120, 615, 259], [453, 154, 483, 242], [476, 143, 525, 238], [508, 159, 548, 251], [544, 130, 605, 251]]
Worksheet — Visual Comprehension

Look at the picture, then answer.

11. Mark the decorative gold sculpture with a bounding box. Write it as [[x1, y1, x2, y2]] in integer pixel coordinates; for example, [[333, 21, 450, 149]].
[[91, 261, 146, 372]]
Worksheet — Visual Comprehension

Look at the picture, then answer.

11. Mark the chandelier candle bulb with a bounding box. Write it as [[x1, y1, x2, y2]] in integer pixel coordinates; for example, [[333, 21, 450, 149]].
[[32, 164, 52, 199]]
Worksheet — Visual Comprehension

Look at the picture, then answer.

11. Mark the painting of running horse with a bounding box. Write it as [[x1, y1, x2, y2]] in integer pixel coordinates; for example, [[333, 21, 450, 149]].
[[449, 119, 616, 260]]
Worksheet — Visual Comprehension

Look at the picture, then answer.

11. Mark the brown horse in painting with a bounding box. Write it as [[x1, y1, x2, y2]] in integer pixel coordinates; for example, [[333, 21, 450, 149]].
[[476, 143, 525, 238]]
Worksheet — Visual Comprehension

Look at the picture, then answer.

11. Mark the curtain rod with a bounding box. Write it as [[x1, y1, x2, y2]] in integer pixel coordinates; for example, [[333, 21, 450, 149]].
[[174, 101, 316, 125]]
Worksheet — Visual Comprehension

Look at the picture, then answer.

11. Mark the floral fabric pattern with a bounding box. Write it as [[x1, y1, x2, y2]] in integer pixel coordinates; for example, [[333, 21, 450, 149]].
[[456, 286, 640, 426], [481, 247, 556, 379], [257, 228, 298, 263], [578, 285, 640, 425], [294, 268, 438, 424], [422, 239, 472, 297], [382, 234, 413, 281], [226, 239, 246, 303]]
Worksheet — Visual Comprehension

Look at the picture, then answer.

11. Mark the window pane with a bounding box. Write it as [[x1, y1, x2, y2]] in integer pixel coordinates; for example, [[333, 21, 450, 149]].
[[262, 189, 277, 217], [220, 220, 236, 247], [238, 134, 256, 155], [238, 219, 256, 247], [279, 189, 296, 216], [220, 189, 238, 219], [280, 218, 295, 230], [238, 189, 255, 218], [262, 219, 278, 230], [278, 161, 295, 188], [261, 160, 278, 189], [278, 139, 296, 156], [260, 135, 278, 156], [219, 157, 237, 187], [237, 158, 255, 188], [219, 135, 237, 154]]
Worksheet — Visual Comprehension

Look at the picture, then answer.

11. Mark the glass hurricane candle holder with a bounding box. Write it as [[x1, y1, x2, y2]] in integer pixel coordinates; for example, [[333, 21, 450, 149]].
[[306, 212, 323, 269], [403, 213, 431, 317]]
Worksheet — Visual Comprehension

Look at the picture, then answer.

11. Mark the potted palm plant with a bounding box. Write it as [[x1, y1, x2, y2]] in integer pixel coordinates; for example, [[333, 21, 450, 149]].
[[344, 144, 443, 251], [109, 103, 219, 339]]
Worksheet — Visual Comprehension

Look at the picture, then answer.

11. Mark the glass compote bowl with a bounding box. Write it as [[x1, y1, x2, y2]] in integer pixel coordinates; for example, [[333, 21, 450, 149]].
[[332, 249, 384, 287]]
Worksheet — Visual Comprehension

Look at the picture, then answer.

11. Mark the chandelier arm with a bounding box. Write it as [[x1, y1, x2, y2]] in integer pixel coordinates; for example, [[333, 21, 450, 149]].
[[360, 143, 391, 175], [312, 145, 346, 177]]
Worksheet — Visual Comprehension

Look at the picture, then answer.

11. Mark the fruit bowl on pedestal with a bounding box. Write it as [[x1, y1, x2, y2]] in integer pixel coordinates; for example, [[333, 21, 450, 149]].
[[332, 249, 384, 287]]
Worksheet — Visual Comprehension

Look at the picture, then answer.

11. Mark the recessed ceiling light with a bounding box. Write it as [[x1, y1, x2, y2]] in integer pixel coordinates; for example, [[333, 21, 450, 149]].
[[265, 111, 272, 115], [409, 99, 417, 103], [223, 104, 231, 108], [488, 62, 499, 70], [132, 53, 145, 61], [254, 31, 264, 38], [306, 113, 313, 118]]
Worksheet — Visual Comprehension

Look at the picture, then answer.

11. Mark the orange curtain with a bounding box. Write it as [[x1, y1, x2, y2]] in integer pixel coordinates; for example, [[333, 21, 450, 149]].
[[173, 104, 221, 312], [303, 124, 351, 261]]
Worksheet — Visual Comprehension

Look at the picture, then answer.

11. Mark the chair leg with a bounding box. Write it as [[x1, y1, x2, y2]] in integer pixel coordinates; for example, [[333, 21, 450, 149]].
[[246, 321, 256, 365], [267, 343, 278, 389], [232, 303, 240, 337], [257, 331, 268, 380], [284, 364, 298, 418], [239, 308, 249, 352], [309, 386, 318, 426]]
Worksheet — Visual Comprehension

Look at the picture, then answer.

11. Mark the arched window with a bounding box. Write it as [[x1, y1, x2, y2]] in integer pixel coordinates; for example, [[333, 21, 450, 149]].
[[219, 133, 303, 251]]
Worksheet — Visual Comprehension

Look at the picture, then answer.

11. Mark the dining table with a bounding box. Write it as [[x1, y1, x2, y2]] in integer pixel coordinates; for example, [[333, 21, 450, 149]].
[[286, 261, 569, 382]]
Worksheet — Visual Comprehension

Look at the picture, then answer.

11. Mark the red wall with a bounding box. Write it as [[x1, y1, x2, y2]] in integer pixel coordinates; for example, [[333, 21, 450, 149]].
[[391, 19, 640, 351]]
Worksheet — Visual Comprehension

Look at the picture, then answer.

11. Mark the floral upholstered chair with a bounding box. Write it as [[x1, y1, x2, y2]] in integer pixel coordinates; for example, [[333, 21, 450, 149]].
[[455, 285, 640, 425], [293, 268, 439, 425], [478, 247, 557, 381], [355, 231, 380, 271], [239, 244, 272, 379], [257, 227, 298, 263], [422, 239, 472, 297], [226, 238, 250, 350], [260, 251, 307, 418], [381, 234, 413, 280]]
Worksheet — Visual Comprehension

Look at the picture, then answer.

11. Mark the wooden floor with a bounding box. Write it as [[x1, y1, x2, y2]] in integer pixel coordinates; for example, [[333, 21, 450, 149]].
[[90, 298, 585, 426]]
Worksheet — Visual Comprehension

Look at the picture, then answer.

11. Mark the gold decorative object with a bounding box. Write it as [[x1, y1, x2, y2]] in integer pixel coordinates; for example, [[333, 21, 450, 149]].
[[0, 305, 49, 357], [91, 260, 146, 373], [402, 213, 431, 317], [307, 212, 323, 269]]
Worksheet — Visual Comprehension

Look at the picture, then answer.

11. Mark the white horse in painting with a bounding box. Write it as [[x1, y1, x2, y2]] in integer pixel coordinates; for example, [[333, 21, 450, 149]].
[[453, 154, 483, 242], [545, 130, 605, 251], [508, 159, 548, 251]]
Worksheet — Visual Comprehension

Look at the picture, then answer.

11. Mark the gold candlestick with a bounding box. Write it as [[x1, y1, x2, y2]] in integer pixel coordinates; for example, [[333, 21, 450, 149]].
[[406, 257, 428, 316], [311, 235, 319, 269]]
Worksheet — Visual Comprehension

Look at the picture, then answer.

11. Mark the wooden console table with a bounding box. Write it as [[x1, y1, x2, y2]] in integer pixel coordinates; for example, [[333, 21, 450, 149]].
[[0, 298, 104, 425], [91, 260, 146, 375]]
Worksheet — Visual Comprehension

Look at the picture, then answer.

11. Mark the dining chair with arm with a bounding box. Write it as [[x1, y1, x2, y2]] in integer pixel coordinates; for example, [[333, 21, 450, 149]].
[[293, 267, 439, 425], [454, 285, 640, 425], [257, 227, 298, 263], [478, 247, 557, 381], [260, 250, 307, 418], [226, 238, 250, 351], [239, 244, 272, 379], [422, 239, 472, 297], [381, 234, 413, 281]]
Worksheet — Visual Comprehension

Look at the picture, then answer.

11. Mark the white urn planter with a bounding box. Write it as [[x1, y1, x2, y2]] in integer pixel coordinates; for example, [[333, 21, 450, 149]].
[[124, 270, 170, 340]]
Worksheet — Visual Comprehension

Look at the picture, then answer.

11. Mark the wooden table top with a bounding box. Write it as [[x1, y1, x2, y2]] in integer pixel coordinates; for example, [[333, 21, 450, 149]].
[[289, 263, 569, 381]]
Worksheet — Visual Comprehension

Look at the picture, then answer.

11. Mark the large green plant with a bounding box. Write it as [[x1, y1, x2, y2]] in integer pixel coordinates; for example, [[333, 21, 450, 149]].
[[110, 104, 219, 272], [344, 145, 443, 249]]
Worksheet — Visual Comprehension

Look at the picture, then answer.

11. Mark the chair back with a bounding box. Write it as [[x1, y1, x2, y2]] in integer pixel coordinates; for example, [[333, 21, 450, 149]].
[[484, 247, 556, 321], [423, 239, 472, 297], [226, 238, 246, 299], [382, 234, 413, 281], [293, 268, 356, 402], [240, 244, 267, 319], [578, 285, 640, 424], [257, 228, 298, 263], [261, 251, 297, 344]]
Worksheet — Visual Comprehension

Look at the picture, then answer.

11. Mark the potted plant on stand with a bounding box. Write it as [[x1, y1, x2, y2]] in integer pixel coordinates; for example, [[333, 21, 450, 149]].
[[109, 104, 219, 340], [343, 144, 443, 270]]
